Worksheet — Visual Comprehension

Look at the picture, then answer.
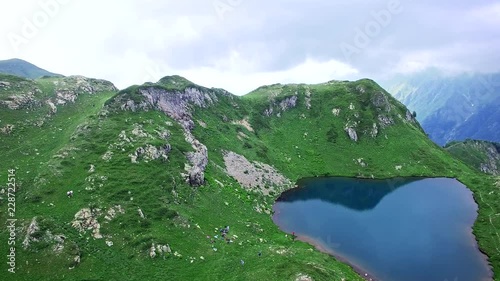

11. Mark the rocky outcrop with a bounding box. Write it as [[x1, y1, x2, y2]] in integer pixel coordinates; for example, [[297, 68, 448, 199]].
[[52, 76, 116, 106], [102, 151, 113, 162], [46, 100, 57, 114], [0, 75, 117, 138], [66, 243, 83, 269], [295, 274, 314, 281], [55, 91, 77, 105], [446, 140, 500, 175], [370, 123, 379, 138], [223, 151, 292, 195], [142, 125, 161, 139], [481, 163, 498, 175], [1, 91, 40, 109], [104, 205, 125, 221], [102, 122, 173, 167], [22, 217, 67, 254], [305, 89, 312, 110], [263, 95, 298, 117], [345, 127, 358, 142], [378, 115, 394, 128], [149, 243, 172, 258], [0, 124, 14, 134], [478, 144, 500, 175], [72, 208, 102, 239], [405, 110, 415, 123], [54, 76, 117, 95], [279, 95, 298, 111], [0, 81, 11, 87], [138, 208, 145, 219], [197, 119, 207, 128], [129, 144, 171, 163], [44, 231, 66, 254], [71, 254, 81, 269], [1, 76, 116, 111], [354, 158, 367, 167], [372, 91, 392, 112], [122, 87, 219, 115], [121, 100, 138, 111], [22, 217, 40, 249], [185, 139, 208, 186], [232, 118, 254, 132], [264, 107, 274, 117], [120, 86, 216, 186], [156, 129, 171, 140]]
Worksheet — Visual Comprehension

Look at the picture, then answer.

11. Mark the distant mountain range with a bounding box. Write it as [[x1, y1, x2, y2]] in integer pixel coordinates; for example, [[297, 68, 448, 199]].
[[383, 69, 500, 146], [0, 58, 62, 79]]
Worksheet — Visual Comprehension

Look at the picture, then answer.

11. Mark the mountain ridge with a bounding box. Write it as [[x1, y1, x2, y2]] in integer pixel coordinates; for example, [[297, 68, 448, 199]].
[[384, 70, 500, 145], [446, 139, 500, 176], [0, 70, 498, 280], [0, 58, 62, 79]]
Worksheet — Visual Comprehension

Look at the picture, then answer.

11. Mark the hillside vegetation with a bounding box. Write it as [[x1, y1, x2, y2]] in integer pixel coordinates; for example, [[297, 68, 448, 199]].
[[0, 75, 499, 280], [446, 140, 500, 176]]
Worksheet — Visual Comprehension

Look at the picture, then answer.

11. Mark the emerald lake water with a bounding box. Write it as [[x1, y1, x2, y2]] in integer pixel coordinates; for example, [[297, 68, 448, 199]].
[[272, 177, 492, 281]]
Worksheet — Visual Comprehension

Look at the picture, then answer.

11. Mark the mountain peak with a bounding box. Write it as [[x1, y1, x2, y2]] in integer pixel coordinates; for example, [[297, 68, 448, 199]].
[[157, 75, 196, 89], [0, 58, 62, 79]]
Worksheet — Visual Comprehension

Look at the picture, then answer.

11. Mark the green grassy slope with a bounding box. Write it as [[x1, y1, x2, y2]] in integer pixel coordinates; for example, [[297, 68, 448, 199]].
[[0, 75, 499, 281], [445, 140, 500, 175]]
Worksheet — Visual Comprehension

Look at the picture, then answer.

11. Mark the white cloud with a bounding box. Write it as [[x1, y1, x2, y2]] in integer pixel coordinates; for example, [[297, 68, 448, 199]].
[[171, 58, 359, 95], [467, 2, 500, 24], [0, 0, 498, 94]]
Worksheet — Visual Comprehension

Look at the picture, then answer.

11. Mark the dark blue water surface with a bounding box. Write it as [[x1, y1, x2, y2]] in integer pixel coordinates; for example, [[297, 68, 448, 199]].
[[272, 177, 491, 281]]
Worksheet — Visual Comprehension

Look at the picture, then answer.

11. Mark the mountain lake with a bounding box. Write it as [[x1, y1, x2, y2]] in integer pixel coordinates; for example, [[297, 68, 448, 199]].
[[272, 177, 492, 281]]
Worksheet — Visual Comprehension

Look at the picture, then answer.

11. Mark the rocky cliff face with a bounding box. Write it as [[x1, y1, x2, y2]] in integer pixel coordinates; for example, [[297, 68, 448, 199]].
[[446, 140, 500, 175], [263, 95, 298, 117], [117, 85, 232, 186], [480, 145, 500, 175]]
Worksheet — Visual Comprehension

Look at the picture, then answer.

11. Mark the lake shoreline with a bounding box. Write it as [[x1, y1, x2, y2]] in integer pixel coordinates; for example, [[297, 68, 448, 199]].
[[468, 192, 495, 280], [294, 233, 379, 281], [273, 176, 494, 281]]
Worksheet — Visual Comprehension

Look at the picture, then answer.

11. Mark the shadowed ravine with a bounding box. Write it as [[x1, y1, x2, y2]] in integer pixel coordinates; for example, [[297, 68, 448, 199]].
[[272, 177, 492, 281]]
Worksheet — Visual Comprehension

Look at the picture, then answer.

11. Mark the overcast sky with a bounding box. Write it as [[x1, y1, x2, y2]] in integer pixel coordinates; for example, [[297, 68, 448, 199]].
[[1, 0, 499, 94]]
